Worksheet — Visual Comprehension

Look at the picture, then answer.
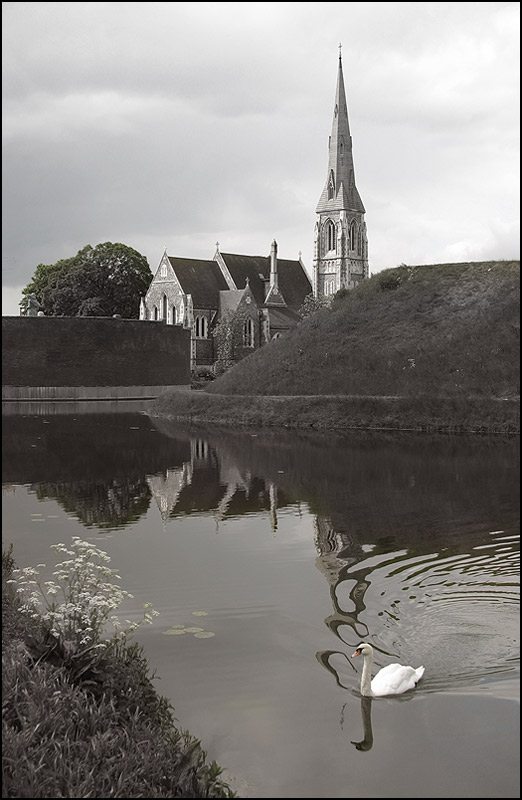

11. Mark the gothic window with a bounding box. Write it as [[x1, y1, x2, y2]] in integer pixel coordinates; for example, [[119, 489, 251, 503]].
[[162, 294, 167, 322], [326, 220, 336, 253], [350, 220, 357, 251], [160, 263, 167, 278], [327, 170, 335, 200], [171, 305, 176, 325], [194, 315, 208, 339], [243, 317, 254, 348], [324, 277, 336, 296], [153, 306, 158, 321]]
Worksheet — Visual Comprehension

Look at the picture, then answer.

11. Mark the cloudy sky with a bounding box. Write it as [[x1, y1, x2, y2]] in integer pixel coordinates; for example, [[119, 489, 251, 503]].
[[2, 1, 520, 315]]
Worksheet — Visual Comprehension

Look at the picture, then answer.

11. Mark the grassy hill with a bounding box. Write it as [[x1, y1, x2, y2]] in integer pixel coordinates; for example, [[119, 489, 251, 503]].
[[207, 261, 520, 398], [149, 261, 520, 433]]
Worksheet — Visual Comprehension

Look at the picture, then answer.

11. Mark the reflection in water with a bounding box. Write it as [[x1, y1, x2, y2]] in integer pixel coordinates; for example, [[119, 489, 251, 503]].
[[350, 697, 374, 752], [31, 478, 151, 530], [2, 410, 519, 697]]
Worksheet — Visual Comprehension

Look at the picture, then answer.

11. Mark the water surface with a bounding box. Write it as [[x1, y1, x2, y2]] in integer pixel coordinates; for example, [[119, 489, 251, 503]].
[[2, 406, 519, 798]]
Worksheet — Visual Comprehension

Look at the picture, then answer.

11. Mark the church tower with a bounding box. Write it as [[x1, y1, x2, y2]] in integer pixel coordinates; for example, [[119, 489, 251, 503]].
[[313, 49, 369, 298]]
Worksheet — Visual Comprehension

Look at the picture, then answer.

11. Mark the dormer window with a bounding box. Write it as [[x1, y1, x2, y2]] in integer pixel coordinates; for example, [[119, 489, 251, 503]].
[[327, 170, 335, 200]]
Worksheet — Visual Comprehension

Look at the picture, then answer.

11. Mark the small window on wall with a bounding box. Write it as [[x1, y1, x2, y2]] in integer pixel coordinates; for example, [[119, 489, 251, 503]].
[[153, 307, 159, 321], [171, 305, 176, 324], [243, 317, 255, 347], [194, 315, 208, 339], [160, 263, 167, 278]]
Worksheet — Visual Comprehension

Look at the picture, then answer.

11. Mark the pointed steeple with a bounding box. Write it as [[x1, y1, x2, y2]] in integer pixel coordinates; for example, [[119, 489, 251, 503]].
[[316, 50, 365, 215], [312, 50, 369, 299]]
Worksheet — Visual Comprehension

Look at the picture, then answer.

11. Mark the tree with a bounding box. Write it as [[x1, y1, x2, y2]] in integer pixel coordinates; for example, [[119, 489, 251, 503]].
[[21, 242, 153, 318], [297, 291, 331, 318], [212, 308, 254, 374]]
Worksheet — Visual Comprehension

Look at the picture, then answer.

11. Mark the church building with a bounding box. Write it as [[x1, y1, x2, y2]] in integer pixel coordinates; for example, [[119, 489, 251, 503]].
[[140, 51, 368, 368], [313, 50, 369, 298], [139, 241, 311, 369]]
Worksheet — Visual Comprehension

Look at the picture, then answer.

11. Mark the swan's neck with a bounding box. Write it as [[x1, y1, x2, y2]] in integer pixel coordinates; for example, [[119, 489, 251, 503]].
[[360, 650, 373, 696]]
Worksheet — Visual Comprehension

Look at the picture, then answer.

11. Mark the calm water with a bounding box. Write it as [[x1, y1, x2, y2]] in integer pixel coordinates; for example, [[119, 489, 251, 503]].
[[2, 404, 520, 799]]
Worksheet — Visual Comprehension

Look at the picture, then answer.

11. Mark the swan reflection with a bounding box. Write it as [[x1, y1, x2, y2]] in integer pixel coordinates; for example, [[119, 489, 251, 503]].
[[350, 696, 374, 752]]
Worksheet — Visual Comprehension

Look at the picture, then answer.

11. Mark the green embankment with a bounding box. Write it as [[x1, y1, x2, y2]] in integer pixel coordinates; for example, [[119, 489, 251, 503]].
[[150, 261, 520, 433]]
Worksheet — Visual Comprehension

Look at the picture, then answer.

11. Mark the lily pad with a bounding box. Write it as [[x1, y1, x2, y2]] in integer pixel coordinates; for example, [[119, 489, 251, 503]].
[[194, 631, 215, 638], [163, 629, 187, 635], [192, 611, 208, 616], [184, 627, 204, 633]]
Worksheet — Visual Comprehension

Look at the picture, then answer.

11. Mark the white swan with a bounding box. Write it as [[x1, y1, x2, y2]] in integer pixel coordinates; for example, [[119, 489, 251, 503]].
[[352, 642, 425, 697]]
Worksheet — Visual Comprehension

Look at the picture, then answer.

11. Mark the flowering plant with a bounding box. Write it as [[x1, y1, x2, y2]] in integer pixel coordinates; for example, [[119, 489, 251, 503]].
[[7, 537, 158, 657]]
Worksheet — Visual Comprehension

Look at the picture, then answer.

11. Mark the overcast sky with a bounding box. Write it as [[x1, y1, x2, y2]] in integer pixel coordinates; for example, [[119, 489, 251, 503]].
[[2, 1, 520, 315]]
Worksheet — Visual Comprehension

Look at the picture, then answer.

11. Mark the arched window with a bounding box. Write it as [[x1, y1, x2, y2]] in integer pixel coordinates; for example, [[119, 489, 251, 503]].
[[194, 315, 208, 339], [326, 220, 336, 253], [162, 294, 167, 321], [243, 317, 254, 348], [160, 263, 167, 278], [171, 305, 176, 325], [327, 170, 335, 200], [153, 306, 158, 321], [350, 220, 357, 251], [324, 278, 336, 296]]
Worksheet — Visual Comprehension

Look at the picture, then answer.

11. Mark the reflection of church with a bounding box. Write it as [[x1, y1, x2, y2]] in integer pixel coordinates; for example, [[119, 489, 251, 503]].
[[146, 439, 291, 532]]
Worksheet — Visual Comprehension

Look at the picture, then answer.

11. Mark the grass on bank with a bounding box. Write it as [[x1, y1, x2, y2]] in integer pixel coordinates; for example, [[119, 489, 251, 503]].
[[2, 543, 237, 799], [149, 261, 520, 434]]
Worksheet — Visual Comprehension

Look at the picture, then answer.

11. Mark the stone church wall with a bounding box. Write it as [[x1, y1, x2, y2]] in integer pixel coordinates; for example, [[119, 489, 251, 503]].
[[2, 316, 190, 397]]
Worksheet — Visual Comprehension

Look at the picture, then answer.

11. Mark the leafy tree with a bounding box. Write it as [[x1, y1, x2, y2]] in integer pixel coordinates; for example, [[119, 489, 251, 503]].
[[21, 242, 152, 318], [297, 291, 331, 318]]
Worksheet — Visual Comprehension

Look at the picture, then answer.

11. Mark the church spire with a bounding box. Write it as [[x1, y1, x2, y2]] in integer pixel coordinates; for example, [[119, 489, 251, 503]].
[[316, 48, 364, 215], [313, 50, 369, 299]]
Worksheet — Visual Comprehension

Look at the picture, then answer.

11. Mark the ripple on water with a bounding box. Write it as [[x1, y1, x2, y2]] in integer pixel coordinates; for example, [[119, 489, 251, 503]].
[[330, 530, 520, 695]]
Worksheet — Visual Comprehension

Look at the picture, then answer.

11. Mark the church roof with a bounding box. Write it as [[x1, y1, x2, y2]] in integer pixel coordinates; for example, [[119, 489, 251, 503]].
[[265, 306, 302, 330], [167, 256, 229, 308], [219, 253, 311, 312]]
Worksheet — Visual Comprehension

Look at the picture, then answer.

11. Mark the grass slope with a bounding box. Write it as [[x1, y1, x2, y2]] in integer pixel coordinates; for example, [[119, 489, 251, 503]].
[[207, 261, 520, 398]]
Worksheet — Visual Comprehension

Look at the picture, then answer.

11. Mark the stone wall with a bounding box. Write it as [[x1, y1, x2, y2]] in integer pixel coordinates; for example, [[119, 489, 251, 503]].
[[2, 316, 190, 395]]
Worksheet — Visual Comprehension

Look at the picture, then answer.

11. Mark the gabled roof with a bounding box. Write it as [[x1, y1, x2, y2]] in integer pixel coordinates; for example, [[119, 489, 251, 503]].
[[265, 306, 302, 330], [219, 253, 312, 312], [219, 289, 245, 315], [167, 257, 229, 309]]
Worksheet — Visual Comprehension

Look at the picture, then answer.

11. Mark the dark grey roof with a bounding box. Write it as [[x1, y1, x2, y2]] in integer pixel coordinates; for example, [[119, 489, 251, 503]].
[[265, 306, 302, 330], [219, 253, 311, 312], [168, 257, 229, 309]]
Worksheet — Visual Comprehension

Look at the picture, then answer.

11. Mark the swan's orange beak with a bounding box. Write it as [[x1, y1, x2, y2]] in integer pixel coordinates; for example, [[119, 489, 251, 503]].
[[352, 648, 361, 658]]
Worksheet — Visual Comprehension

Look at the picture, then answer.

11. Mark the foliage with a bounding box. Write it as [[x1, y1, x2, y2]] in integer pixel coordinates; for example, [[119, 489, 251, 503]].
[[2, 544, 237, 798], [297, 291, 331, 318], [212, 308, 254, 375], [6, 537, 158, 671], [21, 242, 152, 318]]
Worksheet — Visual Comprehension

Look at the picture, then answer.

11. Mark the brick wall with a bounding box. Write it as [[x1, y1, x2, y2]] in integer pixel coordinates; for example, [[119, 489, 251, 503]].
[[2, 317, 190, 387]]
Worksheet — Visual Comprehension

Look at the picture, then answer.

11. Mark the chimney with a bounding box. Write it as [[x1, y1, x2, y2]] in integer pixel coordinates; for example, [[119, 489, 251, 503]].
[[270, 239, 278, 292]]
